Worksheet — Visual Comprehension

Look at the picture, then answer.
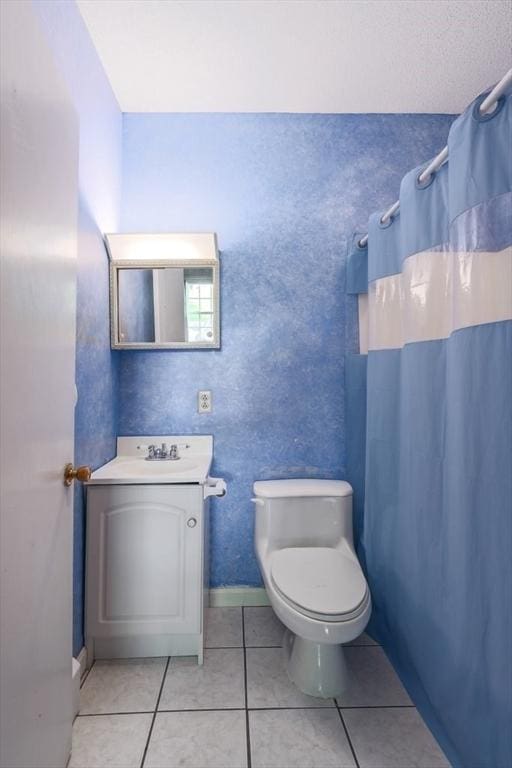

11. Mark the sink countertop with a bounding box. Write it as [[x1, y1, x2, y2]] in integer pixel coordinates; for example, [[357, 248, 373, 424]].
[[88, 435, 213, 485]]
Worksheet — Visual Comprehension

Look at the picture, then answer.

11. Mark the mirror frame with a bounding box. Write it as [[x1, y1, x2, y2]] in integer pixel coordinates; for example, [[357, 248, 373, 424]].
[[106, 234, 220, 350]]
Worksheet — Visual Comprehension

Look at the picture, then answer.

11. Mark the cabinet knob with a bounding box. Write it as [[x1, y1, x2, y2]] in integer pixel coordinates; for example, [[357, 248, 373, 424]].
[[187, 517, 197, 528]]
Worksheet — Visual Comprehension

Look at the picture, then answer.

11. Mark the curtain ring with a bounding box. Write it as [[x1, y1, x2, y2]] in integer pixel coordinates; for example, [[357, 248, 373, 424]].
[[416, 168, 436, 190], [378, 214, 394, 229], [473, 93, 506, 122]]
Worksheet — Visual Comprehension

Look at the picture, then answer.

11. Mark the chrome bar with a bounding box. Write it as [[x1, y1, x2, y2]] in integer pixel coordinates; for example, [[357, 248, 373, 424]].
[[356, 68, 511, 250]]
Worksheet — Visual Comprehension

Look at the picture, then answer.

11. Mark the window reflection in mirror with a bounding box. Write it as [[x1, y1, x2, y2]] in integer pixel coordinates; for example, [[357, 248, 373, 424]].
[[117, 267, 214, 344]]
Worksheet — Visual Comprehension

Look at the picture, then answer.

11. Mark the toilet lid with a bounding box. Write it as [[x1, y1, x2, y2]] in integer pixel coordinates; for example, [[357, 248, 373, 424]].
[[270, 547, 367, 617]]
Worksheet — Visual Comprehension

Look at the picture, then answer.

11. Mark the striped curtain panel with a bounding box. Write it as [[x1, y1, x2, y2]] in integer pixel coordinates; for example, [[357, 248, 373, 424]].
[[363, 87, 512, 768]]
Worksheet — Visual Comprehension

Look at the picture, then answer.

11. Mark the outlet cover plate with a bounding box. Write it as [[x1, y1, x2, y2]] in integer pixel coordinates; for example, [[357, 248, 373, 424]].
[[198, 390, 212, 413]]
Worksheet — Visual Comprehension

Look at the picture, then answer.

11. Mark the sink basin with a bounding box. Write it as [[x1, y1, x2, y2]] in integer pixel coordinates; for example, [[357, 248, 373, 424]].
[[115, 458, 199, 475], [88, 436, 214, 485]]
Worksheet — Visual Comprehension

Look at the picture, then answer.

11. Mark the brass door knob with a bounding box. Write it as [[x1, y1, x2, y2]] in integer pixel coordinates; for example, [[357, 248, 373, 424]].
[[64, 463, 92, 486]]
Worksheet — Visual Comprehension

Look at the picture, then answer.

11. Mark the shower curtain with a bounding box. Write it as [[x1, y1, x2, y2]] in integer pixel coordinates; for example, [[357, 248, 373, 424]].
[[360, 88, 511, 768]]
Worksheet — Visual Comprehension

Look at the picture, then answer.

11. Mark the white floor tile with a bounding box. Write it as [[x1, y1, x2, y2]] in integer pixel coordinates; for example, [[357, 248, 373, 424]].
[[205, 607, 243, 647], [244, 607, 285, 647], [158, 649, 245, 710], [342, 707, 450, 768], [69, 714, 152, 768], [79, 658, 167, 714], [144, 710, 247, 768], [250, 709, 356, 768], [335, 647, 412, 707], [246, 647, 334, 709]]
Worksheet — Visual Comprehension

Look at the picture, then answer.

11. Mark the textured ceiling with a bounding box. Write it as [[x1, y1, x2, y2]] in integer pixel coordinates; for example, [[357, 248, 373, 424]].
[[77, 0, 512, 113]]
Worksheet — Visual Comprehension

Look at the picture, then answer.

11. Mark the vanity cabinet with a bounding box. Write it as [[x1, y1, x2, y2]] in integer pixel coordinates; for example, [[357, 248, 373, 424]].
[[85, 483, 209, 663]]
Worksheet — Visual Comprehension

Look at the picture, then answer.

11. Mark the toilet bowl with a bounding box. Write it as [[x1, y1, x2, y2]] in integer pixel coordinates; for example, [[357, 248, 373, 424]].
[[252, 479, 371, 698]]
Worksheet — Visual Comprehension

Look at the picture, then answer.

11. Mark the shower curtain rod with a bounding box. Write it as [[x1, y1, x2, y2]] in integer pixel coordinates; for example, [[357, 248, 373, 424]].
[[357, 67, 512, 249]]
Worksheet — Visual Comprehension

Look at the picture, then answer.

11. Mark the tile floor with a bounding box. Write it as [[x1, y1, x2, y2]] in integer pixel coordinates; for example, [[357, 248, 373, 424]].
[[72, 607, 450, 768]]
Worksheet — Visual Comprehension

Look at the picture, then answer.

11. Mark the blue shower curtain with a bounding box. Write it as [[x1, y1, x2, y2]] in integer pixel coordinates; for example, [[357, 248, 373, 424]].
[[346, 233, 368, 567], [361, 88, 512, 768]]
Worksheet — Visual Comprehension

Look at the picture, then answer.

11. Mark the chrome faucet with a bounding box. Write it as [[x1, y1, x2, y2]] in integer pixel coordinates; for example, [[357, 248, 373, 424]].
[[146, 443, 166, 461], [142, 442, 184, 461]]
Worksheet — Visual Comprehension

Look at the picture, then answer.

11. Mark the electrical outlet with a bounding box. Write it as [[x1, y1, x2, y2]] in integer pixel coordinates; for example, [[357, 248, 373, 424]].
[[198, 390, 212, 413]]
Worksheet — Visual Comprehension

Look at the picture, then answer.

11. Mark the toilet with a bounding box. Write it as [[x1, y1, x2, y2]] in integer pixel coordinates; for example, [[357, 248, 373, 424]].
[[252, 478, 371, 698]]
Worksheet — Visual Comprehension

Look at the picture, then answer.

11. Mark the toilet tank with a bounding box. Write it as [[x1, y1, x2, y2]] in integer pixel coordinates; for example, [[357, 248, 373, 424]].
[[253, 479, 353, 551]]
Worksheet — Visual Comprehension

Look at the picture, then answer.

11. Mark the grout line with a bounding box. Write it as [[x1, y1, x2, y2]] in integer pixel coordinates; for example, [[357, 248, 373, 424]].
[[155, 707, 246, 714], [206, 644, 282, 650], [337, 704, 416, 709], [244, 644, 282, 649], [205, 644, 381, 651], [77, 711, 155, 718], [77, 703, 416, 717], [336, 706, 361, 768], [204, 645, 244, 650], [242, 607, 252, 768], [241, 605, 246, 656], [248, 705, 335, 711], [140, 656, 170, 768], [77, 704, 416, 717], [242, 643, 379, 649], [79, 705, 334, 716]]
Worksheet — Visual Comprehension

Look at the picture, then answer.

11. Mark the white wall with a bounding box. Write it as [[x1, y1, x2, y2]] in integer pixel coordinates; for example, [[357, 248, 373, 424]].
[[33, 0, 122, 230]]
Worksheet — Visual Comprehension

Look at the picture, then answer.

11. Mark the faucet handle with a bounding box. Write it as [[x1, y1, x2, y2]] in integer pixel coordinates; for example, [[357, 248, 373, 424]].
[[169, 443, 179, 460]]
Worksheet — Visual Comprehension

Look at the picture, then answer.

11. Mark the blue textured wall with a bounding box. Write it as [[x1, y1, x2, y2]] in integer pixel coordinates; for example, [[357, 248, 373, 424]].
[[34, 0, 122, 655], [73, 207, 119, 653], [119, 113, 454, 587]]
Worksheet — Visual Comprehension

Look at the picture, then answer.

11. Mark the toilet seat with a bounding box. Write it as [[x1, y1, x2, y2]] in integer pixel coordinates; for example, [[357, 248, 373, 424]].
[[270, 547, 368, 622]]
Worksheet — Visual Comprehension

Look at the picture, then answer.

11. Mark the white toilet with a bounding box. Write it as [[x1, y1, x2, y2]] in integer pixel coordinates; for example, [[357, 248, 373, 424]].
[[252, 478, 371, 698]]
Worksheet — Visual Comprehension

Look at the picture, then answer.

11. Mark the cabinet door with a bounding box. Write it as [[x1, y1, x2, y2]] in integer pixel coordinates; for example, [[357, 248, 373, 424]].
[[86, 484, 203, 638]]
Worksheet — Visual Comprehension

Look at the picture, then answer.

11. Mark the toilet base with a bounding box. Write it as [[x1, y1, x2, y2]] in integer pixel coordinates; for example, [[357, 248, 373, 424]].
[[283, 630, 348, 698]]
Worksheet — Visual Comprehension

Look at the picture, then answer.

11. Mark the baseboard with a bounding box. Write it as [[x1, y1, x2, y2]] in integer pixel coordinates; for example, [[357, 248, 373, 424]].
[[76, 646, 88, 678], [93, 633, 203, 661], [72, 653, 83, 721], [209, 587, 270, 607]]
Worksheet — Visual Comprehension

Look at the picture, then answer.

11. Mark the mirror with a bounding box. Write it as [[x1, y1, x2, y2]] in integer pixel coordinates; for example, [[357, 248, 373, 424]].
[[106, 233, 220, 349], [117, 267, 215, 344]]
